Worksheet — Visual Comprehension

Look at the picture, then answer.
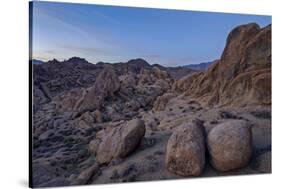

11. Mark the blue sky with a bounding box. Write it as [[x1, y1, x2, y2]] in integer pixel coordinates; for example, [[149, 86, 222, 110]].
[[31, 1, 271, 67]]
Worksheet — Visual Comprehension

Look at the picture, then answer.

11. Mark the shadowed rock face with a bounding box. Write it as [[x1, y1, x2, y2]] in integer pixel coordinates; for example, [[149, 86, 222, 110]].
[[174, 23, 271, 107]]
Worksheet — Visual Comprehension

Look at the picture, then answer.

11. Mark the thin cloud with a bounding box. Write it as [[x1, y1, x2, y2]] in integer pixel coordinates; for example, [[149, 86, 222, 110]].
[[62, 45, 109, 55], [44, 50, 57, 55], [33, 4, 119, 45]]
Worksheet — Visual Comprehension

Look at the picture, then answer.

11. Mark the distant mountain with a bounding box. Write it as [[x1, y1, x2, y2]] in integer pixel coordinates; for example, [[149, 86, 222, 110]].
[[153, 64, 195, 79], [86, 58, 195, 79], [183, 62, 212, 71], [32, 59, 45, 65]]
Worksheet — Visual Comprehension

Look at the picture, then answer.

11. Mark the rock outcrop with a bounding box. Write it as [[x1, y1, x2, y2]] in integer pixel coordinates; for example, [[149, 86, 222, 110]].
[[207, 120, 252, 171], [77, 66, 120, 113], [93, 119, 146, 164], [173, 23, 271, 107], [165, 120, 206, 176]]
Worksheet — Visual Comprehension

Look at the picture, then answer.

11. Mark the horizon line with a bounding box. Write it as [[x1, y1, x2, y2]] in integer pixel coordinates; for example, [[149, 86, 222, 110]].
[[31, 56, 214, 67]]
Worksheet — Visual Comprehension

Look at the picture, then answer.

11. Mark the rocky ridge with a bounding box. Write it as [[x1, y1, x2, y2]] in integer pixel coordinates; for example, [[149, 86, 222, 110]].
[[173, 23, 271, 107]]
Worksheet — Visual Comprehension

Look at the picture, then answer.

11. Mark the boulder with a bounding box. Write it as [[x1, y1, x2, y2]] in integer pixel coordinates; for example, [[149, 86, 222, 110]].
[[96, 119, 146, 164], [165, 120, 206, 176], [207, 120, 252, 171]]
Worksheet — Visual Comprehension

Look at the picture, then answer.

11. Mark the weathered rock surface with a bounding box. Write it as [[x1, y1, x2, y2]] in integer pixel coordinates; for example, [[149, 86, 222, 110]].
[[207, 120, 252, 171], [173, 23, 271, 107], [153, 93, 176, 111], [77, 66, 120, 113], [73, 164, 100, 185], [95, 119, 146, 164], [88, 139, 101, 155], [165, 120, 206, 176]]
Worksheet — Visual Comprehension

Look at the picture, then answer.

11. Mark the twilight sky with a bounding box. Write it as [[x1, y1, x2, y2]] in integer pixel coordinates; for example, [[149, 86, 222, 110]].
[[31, 1, 271, 67]]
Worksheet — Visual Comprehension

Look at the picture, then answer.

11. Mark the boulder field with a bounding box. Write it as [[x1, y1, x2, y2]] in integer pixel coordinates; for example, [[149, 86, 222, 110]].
[[32, 23, 271, 187]]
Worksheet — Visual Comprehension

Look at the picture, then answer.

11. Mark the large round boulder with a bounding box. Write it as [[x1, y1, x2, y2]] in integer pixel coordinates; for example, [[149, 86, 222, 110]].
[[165, 120, 206, 176], [207, 120, 252, 171]]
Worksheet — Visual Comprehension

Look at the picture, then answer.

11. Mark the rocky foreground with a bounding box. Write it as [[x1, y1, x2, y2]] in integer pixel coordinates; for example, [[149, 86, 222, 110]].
[[32, 23, 271, 187]]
